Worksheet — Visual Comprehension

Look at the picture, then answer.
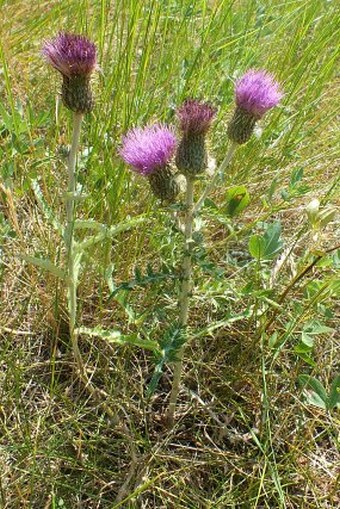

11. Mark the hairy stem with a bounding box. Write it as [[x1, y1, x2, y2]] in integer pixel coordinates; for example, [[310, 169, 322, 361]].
[[194, 142, 237, 214], [65, 112, 84, 376], [166, 177, 194, 426]]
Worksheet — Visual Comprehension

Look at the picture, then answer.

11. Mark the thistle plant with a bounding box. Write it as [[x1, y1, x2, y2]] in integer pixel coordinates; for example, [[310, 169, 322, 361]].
[[119, 70, 282, 425], [42, 32, 96, 380], [168, 73, 282, 424]]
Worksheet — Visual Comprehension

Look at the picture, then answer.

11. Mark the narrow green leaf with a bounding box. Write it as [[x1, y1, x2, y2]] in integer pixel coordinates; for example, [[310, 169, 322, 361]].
[[77, 326, 159, 352], [147, 325, 186, 397], [22, 254, 65, 279], [74, 219, 108, 232], [295, 352, 317, 367], [80, 215, 148, 250], [31, 179, 62, 233]]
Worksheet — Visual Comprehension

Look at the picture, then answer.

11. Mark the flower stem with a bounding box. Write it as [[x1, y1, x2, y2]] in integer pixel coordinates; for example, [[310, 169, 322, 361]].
[[63, 114, 117, 421], [166, 177, 195, 426], [166, 143, 237, 426], [194, 142, 237, 214], [65, 112, 84, 377]]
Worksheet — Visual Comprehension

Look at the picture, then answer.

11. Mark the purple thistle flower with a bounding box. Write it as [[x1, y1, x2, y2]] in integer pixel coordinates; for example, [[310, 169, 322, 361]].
[[42, 32, 97, 78], [120, 124, 177, 176], [177, 99, 217, 134], [235, 69, 283, 119], [227, 69, 283, 144]]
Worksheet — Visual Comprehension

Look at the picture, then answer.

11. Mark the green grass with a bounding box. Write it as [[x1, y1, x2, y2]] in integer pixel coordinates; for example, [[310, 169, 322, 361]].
[[0, 0, 339, 507]]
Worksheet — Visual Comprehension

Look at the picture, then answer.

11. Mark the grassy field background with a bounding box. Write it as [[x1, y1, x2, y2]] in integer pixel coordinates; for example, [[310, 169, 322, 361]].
[[0, 0, 339, 507]]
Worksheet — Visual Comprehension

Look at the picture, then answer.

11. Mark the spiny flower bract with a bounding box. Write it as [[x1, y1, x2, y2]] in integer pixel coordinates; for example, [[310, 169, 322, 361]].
[[177, 99, 217, 134], [120, 124, 177, 176], [42, 32, 97, 78], [235, 69, 283, 118]]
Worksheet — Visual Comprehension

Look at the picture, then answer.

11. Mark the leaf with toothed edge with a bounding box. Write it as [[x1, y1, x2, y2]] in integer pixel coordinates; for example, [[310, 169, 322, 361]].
[[147, 325, 186, 397]]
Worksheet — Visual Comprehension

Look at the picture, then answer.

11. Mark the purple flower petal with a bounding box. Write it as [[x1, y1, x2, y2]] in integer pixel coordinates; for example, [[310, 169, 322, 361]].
[[177, 99, 216, 134], [42, 32, 97, 78], [120, 124, 177, 176], [235, 69, 283, 118]]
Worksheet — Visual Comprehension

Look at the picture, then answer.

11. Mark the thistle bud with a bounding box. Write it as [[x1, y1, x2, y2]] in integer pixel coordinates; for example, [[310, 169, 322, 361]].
[[227, 70, 283, 144], [176, 99, 216, 178], [120, 124, 180, 203], [42, 33, 97, 114]]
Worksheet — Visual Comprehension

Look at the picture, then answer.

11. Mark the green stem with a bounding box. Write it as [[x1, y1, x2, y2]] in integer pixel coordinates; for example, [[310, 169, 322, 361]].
[[166, 143, 237, 425], [166, 177, 194, 426], [193, 142, 237, 214], [65, 112, 84, 376], [62, 113, 117, 420]]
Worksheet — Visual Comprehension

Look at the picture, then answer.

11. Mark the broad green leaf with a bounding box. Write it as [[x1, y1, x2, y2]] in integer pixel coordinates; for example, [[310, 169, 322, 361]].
[[22, 254, 65, 279], [249, 235, 266, 259], [224, 185, 250, 217], [269, 331, 279, 348], [0, 101, 29, 135], [262, 221, 283, 258], [304, 321, 334, 335], [77, 326, 159, 352], [295, 352, 316, 367], [328, 375, 340, 410], [300, 333, 314, 347], [290, 167, 304, 187], [298, 375, 328, 409], [294, 341, 313, 353], [249, 222, 283, 260]]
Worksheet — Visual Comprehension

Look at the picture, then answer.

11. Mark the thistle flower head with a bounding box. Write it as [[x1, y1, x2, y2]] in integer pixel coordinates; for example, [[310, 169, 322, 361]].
[[177, 99, 217, 135], [120, 124, 177, 176], [235, 69, 283, 118], [42, 32, 97, 78]]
